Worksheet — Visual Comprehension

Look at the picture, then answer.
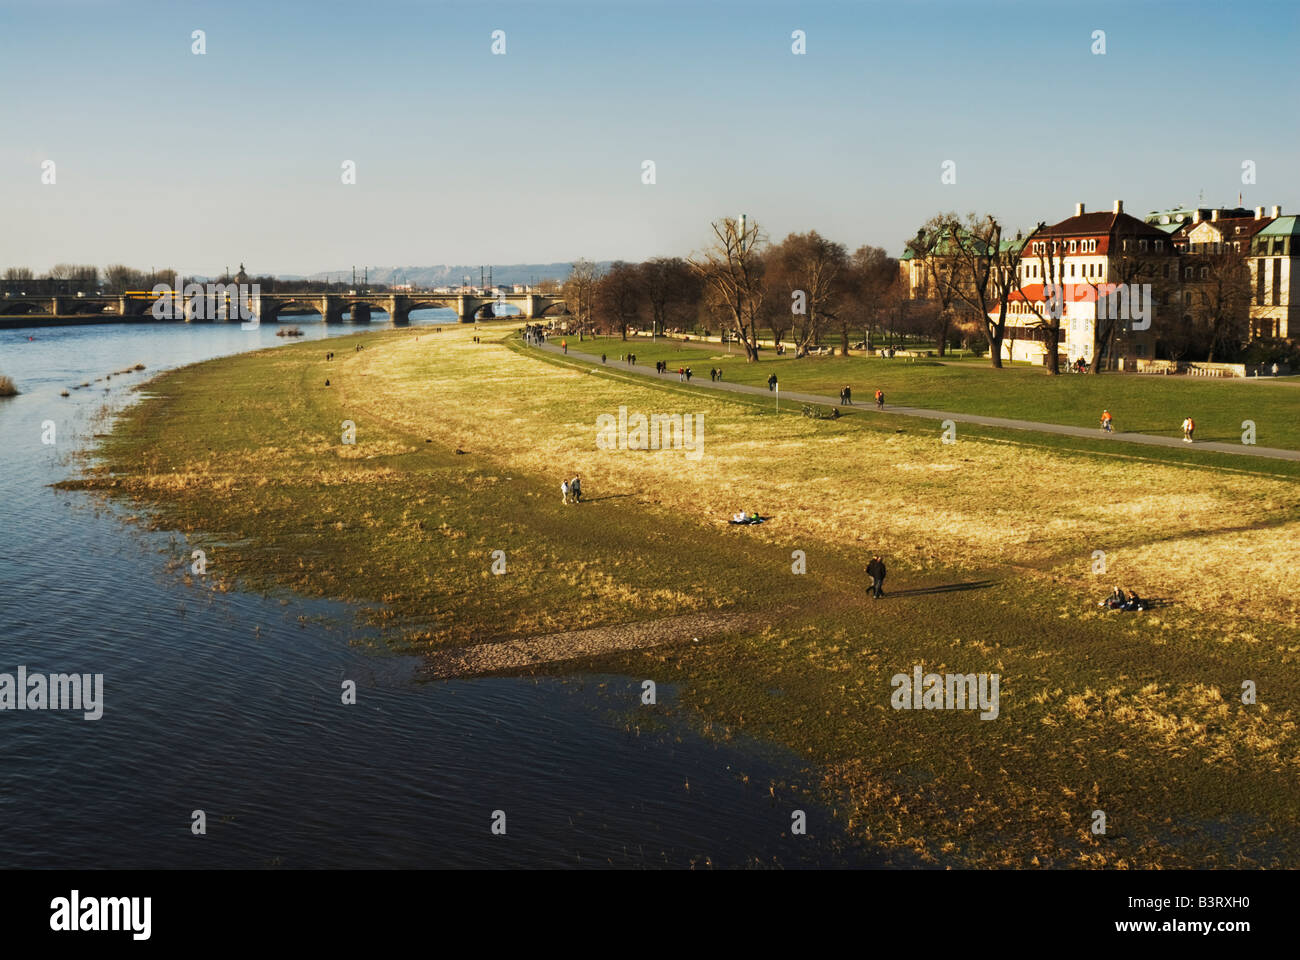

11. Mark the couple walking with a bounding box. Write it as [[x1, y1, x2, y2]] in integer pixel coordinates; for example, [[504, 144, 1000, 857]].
[[560, 475, 583, 504]]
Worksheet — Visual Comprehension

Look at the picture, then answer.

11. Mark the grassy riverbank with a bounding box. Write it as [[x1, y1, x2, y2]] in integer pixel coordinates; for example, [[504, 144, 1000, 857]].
[[67, 321, 1300, 867]]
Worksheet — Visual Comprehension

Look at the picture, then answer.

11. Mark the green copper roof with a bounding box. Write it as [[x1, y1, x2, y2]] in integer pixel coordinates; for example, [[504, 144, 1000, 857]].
[[1257, 216, 1300, 236]]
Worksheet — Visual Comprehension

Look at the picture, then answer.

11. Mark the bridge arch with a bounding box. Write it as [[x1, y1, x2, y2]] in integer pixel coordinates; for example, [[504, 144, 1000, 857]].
[[0, 300, 44, 315], [533, 301, 571, 318], [258, 298, 321, 323]]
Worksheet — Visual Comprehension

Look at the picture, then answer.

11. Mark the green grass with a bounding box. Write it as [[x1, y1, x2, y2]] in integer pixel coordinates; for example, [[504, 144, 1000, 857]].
[[65, 321, 1300, 868], [578, 335, 1300, 450]]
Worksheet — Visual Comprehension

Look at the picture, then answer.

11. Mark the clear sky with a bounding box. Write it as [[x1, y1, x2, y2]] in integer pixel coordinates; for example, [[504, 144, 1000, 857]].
[[2, 0, 1296, 276]]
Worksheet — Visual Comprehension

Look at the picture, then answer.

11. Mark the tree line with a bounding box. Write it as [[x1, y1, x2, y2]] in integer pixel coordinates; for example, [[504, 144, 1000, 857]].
[[568, 211, 1261, 371], [562, 218, 903, 361]]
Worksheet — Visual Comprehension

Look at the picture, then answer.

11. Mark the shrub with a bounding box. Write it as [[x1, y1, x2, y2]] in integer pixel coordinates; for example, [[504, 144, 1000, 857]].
[[1240, 338, 1300, 368], [0, 375, 18, 397]]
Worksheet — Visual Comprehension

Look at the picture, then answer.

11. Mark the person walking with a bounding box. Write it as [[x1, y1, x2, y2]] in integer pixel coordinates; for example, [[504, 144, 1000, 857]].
[[767, 373, 777, 392], [866, 555, 887, 599], [1182, 416, 1195, 442], [562, 339, 568, 355], [875, 389, 884, 410], [685, 367, 692, 382], [1100, 409, 1113, 433], [560, 478, 571, 505], [570, 475, 582, 504], [601, 353, 607, 364], [679, 367, 685, 382]]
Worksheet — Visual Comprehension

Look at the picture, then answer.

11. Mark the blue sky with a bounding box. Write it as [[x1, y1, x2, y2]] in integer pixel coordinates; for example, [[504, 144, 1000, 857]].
[[1, 0, 1296, 275]]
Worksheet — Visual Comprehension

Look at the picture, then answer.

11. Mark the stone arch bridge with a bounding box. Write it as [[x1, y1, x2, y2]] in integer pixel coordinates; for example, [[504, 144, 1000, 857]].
[[0, 290, 568, 324]]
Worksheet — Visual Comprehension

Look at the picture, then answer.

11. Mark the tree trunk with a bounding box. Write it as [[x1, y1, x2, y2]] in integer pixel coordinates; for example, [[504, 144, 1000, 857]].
[[988, 331, 1003, 368], [1044, 325, 1061, 375]]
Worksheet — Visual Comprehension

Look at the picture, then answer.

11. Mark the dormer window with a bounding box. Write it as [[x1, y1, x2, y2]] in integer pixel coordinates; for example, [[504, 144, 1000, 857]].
[[1139, 239, 1148, 252]]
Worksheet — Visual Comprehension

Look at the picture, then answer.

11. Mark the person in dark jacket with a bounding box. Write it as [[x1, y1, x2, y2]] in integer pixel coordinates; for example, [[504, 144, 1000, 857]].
[[866, 555, 886, 598]]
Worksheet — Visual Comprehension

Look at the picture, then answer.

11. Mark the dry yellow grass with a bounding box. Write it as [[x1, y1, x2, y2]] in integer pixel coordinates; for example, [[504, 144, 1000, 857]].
[[342, 329, 1300, 633]]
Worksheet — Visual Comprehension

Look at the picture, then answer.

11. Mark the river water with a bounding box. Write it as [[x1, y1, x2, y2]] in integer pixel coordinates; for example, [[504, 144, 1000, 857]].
[[0, 314, 880, 868]]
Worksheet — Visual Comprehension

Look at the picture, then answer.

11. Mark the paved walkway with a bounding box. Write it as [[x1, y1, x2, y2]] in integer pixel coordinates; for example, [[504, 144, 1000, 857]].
[[529, 340, 1300, 463]]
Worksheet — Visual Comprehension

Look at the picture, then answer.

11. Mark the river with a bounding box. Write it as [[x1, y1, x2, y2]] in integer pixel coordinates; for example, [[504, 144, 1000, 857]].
[[0, 313, 882, 868]]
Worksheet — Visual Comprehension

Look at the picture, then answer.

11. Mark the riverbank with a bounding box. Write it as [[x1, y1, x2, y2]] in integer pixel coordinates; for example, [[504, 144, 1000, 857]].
[[66, 321, 1300, 867]]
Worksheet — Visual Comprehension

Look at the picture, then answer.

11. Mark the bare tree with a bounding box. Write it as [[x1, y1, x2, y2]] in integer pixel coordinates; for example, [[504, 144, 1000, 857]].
[[46, 264, 99, 285], [688, 217, 767, 362], [1189, 249, 1253, 362], [836, 245, 899, 355], [638, 257, 698, 337], [562, 259, 602, 339], [946, 213, 1027, 368], [766, 231, 846, 357], [593, 261, 641, 340], [904, 214, 965, 357], [1013, 227, 1067, 375]]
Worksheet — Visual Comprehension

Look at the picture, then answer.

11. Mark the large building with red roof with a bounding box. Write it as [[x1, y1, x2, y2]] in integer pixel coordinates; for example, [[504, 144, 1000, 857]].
[[1002, 200, 1173, 367]]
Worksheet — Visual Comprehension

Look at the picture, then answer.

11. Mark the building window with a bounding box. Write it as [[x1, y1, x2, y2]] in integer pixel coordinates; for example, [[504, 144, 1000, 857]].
[[1184, 266, 1193, 279], [1256, 263, 1265, 304], [1273, 259, 1282, 305], [1155, 240, 1163, 251], [1139, 239, 1148, 252], [1136, 343, 1146, 357], [1122, 239, 1131, 251], [1200, 267, 1208, 279]]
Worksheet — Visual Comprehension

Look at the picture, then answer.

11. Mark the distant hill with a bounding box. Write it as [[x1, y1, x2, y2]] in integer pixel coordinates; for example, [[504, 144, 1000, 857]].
[[275, 264, 610, 287]]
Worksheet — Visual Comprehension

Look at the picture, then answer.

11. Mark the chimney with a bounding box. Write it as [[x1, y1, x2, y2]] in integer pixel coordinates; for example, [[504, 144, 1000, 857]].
[[1211, 209, 1220, 222], [1113, 199, 1123, 215], [1272, 205, 1282, 217], [1075, 202, 1085, 216], [1256, 206, 1265, 219]]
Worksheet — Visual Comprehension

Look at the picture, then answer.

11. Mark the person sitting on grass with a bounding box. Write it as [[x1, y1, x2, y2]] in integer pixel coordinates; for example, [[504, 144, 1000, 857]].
[[1123, 589, 1147, 611]]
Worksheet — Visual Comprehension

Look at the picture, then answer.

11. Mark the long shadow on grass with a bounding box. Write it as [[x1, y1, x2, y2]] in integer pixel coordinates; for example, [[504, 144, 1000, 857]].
[[883, 580, 997, 598]]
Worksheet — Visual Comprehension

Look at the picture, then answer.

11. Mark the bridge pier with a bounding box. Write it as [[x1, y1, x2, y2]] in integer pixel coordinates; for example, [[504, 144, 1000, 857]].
[[321, 297, 345, 324]]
